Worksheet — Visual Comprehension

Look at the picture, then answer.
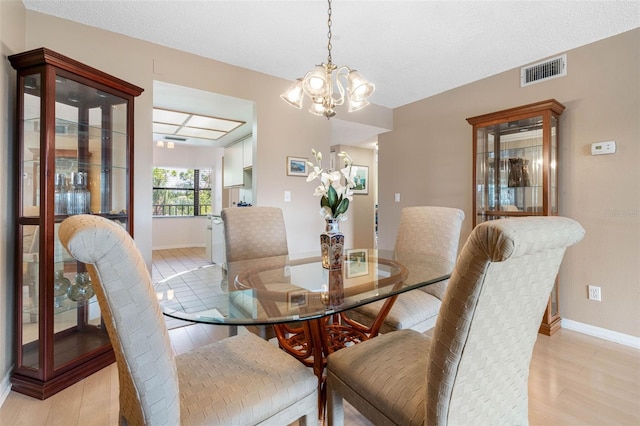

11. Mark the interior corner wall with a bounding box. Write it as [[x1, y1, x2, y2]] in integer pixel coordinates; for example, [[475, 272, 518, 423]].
[[378, 29, 640, 337], [332, 145, 377, 249], [0, 0, 27, 403]]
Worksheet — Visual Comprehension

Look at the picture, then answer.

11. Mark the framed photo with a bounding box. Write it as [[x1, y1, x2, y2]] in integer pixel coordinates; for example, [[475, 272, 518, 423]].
[[346, 249, 369, 278], [286, 156, 309, 177], [288, 290, 308, 309], [351, 165, 369, 194]]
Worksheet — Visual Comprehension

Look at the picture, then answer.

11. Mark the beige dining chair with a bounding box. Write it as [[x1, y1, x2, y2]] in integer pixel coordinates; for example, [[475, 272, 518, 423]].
[[346, 206, 465, 334], [326, 216, 585, 425], [59, 214, 318, 426], [222, 206, 301, 340]]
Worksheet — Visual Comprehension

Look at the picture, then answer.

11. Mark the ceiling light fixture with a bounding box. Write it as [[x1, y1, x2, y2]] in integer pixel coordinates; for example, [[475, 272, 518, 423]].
[[280, 0, 375, 119]]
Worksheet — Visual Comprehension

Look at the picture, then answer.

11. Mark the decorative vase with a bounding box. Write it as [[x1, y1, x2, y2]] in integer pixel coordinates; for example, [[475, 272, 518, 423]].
[[328, 268, 344, 306], [67, 271, 95, 302], [53, 270, 71, 296], [320, 268, 345, 307], [53, 270, 71, 312], [320, 218, 344, 270]]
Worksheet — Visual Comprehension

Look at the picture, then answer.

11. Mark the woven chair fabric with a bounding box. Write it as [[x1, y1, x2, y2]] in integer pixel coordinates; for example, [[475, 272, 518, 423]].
[[327, 216, 585, 426], [222, 206, 301, 340], [222, 207, 289, 263], [349, 206, 464, 333], [59, 214, 317, 426]]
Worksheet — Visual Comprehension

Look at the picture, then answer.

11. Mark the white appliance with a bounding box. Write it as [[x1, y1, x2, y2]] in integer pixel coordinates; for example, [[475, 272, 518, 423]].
[[210, 215, 226, 267]]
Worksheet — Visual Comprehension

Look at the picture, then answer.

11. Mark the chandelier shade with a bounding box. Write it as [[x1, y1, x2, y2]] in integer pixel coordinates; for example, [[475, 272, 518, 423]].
[[280, 79, 304, 109], [280, 0, 375, 118]]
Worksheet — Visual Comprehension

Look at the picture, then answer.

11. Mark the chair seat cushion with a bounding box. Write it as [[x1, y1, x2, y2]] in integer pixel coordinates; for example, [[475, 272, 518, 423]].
[[348, 290, 442, 334], [328, 329, 430, 425], [176, 333, 317, 425]]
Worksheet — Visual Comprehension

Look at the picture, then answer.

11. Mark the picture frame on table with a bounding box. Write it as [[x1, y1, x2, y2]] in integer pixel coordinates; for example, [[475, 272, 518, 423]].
[[346, 249, 369, 278], [351, 165, 369, 194], [286, 156, 309, 176], [288, 290, 308, 309]]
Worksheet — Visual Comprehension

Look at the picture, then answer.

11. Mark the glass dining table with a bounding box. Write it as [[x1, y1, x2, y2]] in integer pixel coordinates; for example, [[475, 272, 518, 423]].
[[156, 248, 454, 419]]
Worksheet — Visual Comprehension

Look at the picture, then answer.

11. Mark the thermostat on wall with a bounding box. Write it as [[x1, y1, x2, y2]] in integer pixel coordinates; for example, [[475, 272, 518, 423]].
[[591, 141, 616, 155]]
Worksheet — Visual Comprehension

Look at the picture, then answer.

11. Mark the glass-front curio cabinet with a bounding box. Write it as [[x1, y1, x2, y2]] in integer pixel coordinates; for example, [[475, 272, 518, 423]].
[[466, 99, 565, 336], [9, 48, 143, 398]]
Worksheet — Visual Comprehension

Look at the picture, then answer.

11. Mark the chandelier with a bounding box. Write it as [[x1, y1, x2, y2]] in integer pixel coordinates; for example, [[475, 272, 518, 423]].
[[280, 0, 375, 118]]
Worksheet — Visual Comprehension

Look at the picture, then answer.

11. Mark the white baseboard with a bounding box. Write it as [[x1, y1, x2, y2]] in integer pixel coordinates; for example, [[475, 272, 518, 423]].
[[562, 318, 640, 349], [0, 369, 12, 408]]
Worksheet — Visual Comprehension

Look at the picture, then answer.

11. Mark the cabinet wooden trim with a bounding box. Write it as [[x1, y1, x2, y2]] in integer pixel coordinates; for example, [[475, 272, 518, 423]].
[[9, 47, 142, 399], [467, 99, 565, 336]]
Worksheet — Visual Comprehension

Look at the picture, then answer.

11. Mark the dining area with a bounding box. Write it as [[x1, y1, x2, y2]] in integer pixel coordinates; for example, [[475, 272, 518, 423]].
[[53, 200, 585, 425], [156, 206, 459, 421]]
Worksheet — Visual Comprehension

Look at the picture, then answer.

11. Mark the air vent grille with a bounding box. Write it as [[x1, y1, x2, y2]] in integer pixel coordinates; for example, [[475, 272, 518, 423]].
[[521, 54, 566, 87], [164, 136, 187, 141]]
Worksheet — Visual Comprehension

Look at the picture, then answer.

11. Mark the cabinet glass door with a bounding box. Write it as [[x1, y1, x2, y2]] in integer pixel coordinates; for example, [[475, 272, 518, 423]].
[[11, 47, 142, 399], [475, 116, 545, 223]]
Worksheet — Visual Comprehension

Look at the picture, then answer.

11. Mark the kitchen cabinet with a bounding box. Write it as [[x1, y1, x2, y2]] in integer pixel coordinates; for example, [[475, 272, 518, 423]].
[[224, 135, 252, 188], [9, 47, 143, 398], [242, 136, 253, 169]]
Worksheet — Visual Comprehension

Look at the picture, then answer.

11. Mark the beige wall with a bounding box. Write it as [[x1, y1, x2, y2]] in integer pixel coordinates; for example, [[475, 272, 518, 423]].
[[0, 5, 391, 386], [0, 0, 25, 396], [1, 1, 637, 396], [332, 145, 377, 249], [378, 29, 640, 337]]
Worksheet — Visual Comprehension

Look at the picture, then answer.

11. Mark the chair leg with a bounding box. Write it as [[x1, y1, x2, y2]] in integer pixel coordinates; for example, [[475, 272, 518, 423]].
[[326, 377, 344, 426]]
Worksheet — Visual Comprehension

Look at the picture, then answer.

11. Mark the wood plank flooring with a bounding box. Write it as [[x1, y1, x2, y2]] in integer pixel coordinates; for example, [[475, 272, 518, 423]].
[[1, 248, 638, 425]]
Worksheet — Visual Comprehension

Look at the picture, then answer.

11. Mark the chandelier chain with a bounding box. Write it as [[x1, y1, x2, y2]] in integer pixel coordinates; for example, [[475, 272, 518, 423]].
[[326, 0, 333, 65]]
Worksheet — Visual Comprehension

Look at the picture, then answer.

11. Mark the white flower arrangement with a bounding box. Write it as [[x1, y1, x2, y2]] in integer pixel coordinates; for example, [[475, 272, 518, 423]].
[[306, 149, 356, 221]]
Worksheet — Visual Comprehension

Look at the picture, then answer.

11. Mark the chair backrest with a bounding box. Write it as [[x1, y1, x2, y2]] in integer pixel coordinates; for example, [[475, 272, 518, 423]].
[[59, 215, 180, 425], [395, 206, 465, 260], [395, 206, 465, 299], [221, 206, 289, 262], [426, 216, 584, 425]]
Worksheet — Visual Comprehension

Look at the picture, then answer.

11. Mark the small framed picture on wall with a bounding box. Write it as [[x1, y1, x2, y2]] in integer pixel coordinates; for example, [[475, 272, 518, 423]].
[[351, 165, 369, 194], [286, 156, 309, 177]]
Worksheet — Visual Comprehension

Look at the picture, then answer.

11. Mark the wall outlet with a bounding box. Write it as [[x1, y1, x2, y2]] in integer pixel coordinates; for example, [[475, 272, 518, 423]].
[[588, 285, 602, 301]]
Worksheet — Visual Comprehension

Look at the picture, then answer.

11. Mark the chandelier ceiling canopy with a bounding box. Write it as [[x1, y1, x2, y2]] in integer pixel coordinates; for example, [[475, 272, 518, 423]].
[[280, 0, 375, 119]]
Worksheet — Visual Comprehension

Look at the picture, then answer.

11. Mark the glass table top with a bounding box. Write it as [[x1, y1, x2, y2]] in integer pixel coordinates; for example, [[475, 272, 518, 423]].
[[156, 249, 454, 325]]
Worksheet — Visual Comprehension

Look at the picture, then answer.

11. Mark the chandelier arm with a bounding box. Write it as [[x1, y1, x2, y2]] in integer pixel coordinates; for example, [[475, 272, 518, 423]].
[[332, 66, 351, 106]]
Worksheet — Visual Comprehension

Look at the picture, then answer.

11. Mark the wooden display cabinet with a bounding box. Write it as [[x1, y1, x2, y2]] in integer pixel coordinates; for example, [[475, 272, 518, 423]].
[[467, 99, 565, 335], [9, 48, 143, 398]]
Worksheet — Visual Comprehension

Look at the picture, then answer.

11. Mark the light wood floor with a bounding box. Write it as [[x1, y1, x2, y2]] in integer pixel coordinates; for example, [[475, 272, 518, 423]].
[[2, 248, 638, 425]]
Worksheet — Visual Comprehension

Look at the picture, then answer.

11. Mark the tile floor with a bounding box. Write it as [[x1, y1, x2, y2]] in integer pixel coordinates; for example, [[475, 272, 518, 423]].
[[152, 247, 371, 425]]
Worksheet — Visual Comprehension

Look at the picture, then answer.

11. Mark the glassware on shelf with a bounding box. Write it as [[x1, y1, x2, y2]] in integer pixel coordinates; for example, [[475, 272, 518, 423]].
[[67, 271, 95, 302], [53, 270, 71, 312], [67, 172, 91, 215], [54, 173, 67, 215]]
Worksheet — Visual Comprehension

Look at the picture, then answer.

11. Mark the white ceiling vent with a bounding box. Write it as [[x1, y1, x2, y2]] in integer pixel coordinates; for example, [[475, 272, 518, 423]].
[[521, 54, 567, 87]]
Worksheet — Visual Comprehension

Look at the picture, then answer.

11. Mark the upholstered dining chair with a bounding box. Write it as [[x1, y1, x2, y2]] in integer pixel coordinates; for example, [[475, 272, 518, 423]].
[[59, 214, 318, 426], [222, 206, 301, 340], [326, 216, 585, 425], [346, 206, 465, 334]]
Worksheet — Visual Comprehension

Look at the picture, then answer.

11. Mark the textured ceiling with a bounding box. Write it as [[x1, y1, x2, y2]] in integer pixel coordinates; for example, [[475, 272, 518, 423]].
[[22, 0, 640, 110]]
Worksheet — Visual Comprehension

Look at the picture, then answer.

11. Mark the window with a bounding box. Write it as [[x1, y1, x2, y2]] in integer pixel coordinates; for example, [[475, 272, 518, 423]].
[[153, 167, 212, 216]]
